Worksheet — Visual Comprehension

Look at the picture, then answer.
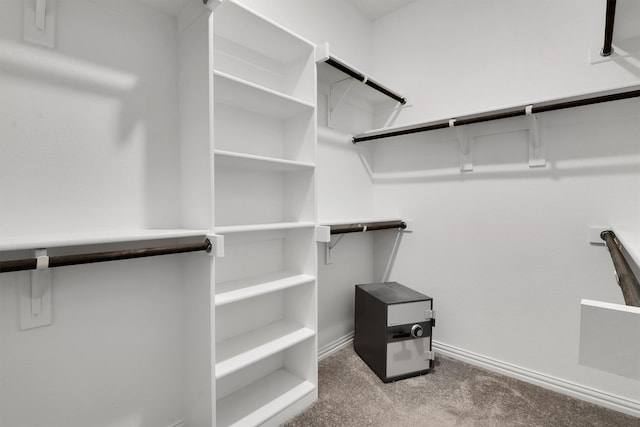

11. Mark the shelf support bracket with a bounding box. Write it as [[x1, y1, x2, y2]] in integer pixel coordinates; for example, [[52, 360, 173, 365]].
[[450, 119, 473, 172], [20, 249, 53, 330], [328, 77, 355, 128], [526, 105, 546, 168], [315, 226, 334, 265], [207, 234, 224, 257]]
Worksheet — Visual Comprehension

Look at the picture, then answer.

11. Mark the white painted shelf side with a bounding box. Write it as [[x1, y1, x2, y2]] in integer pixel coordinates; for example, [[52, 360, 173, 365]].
[[216, 369, 315, 427], [215, 271, 315, 306], [215, 320, 315, 379]]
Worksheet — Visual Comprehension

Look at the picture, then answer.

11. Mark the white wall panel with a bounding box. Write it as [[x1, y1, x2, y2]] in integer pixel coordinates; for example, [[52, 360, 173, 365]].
[[370, 0, 640, 409]]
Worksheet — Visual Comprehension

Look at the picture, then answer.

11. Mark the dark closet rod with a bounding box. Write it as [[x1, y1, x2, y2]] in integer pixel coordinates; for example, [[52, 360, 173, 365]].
[[0, 239, 212, 274], [601, 0, 617, 56], [323, 56, 407, 105], [601, 231, 640, 307], [330, 220, 407, 235], [352, 87, 640, 143]]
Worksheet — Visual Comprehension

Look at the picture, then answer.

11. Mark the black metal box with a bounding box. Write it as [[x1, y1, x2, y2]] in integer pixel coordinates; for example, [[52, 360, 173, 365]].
[[354, 282, 434, 383]]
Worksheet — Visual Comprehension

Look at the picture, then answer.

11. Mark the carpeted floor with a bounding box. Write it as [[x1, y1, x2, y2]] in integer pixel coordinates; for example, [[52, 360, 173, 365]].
[[286, 346, 639, 427]]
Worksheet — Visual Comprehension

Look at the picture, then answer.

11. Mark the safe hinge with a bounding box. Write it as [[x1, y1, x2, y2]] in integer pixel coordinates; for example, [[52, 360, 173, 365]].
[[425, 351, 435, 360], [425, 309, 435, 320]]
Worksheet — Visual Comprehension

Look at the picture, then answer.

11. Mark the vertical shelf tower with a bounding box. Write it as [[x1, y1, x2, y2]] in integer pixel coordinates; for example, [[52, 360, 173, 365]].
[[211, 1, 318, 426]]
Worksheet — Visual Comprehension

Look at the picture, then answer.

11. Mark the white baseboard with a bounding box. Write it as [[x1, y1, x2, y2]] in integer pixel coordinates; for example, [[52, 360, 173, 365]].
[[433, 340, 640, 418], [318, 332, 354, 361]]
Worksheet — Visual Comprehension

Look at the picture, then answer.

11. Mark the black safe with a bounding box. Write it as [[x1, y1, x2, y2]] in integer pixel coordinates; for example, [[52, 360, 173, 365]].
[[354, 282, 434, 383]]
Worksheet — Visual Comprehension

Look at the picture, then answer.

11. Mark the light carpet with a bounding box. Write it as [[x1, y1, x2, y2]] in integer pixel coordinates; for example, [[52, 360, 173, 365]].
[[286, 346, 639, 426]]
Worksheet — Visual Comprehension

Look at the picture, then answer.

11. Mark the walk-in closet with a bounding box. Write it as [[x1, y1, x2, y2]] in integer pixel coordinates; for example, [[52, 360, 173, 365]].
[[1, 0, 638, 426]]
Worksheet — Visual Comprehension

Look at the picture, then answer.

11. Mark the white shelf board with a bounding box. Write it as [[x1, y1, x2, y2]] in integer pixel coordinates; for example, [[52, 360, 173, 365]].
[[214, 150, 315, 173], [215, 222, 316, 234], [214, 71, 314, 119], [611, 224, 640, 267], [216, 369, 315, 427], [215, 270, 315, 307], [214, 0, 313, 65], [215, 320, 315, 379], [0, 229, 210, 252], [579, 299, 640, 380]]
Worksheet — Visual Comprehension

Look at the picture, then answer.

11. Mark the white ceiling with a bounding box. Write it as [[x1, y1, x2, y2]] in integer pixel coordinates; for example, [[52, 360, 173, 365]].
[[138, 0, 416, 21], [136, 0, 191, 15], [348, 0, 416, 21]]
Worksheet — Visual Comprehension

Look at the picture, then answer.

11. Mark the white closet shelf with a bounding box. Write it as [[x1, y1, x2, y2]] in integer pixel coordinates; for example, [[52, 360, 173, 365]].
[[353, 83, 640, 143], [319, 217, 404, 226], [215, 271, 315, 307], [214, 71, 314, 119], [215, 320, 315, 379], [216, 369, 315, 427], [611, 224, 640, 267], [0, 229, 210, 252], [215, 222, 316, 234], [214, 150, 315, 173], [214, 0, 312, 65], [316, 54, 406, 105]]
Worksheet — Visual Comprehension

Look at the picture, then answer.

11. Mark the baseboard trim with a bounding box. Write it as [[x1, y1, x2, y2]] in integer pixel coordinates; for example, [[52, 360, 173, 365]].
[[433, 340, 640, 418], [318, 332, 354, 361], [316, 334, 639, 417]]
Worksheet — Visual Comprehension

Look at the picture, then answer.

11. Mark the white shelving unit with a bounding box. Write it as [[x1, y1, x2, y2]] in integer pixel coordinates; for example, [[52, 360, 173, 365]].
[[0, 1, 317, 425], [212, 1, 318, 425]]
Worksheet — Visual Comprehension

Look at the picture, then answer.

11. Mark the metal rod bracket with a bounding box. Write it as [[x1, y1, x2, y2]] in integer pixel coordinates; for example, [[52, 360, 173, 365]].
[[526, 105, 546, 168], [450, 119, 473, 172], [328, 77, 355, 128], [20, 249, 53, 330], [325, 242, 333, 265], [207, 234, 224, 257]]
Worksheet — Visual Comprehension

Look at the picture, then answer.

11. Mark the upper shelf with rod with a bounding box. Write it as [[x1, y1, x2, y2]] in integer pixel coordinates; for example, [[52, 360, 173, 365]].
[[352, 84, 640, 143], [0, 236, 214, 274], [328, 220, 408, 235], [316, 218, 409, 242], [316, 43, 407, 109], [0, 229, 212, 252]]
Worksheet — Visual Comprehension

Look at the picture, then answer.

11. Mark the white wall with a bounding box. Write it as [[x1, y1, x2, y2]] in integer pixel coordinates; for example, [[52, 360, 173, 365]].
[[371, 0, 640, 126], [369, 0, 640, 414], [236, 0, 381, 350], [0, 0, 181, 234]]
